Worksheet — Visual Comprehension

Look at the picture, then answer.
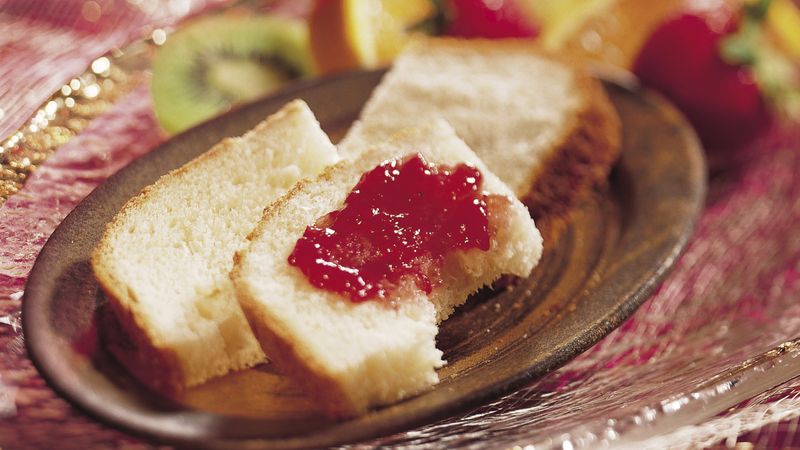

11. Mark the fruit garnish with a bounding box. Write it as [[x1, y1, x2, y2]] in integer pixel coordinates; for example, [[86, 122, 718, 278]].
[[760, 0, 800, 119], [441, 0, 539, 38], [766, 0, 800, 58], [308, 0, 436, 74], [151, 15, 313, 134], [632, 4, 783, 160], [518, 0, 613, 50], [717, 0, 800, 129]]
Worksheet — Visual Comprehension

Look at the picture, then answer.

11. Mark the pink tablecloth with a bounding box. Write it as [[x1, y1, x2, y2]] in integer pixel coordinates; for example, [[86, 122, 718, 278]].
[[3, 1, 800, 449]]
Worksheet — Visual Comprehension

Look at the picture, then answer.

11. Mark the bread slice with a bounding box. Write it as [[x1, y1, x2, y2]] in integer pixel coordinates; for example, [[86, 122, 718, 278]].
[[232, 120, 543, 418], [339, 38, 621, 228], [91, 100, 339, 393]]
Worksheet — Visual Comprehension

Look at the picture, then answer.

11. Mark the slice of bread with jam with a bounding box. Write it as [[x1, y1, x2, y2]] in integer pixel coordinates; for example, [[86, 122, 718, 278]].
[[232, 120, 542, 418]]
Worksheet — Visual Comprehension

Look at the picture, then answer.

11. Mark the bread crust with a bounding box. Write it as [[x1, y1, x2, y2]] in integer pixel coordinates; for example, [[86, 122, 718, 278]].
[[521, 71, 622, 236], [233, 278, 360, 418], [99, 294, 186, 393], [92, 207, 188, 393]]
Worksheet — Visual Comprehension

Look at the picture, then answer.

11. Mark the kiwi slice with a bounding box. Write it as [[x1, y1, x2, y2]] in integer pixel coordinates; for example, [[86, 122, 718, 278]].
[[151, 15, 313, 134]]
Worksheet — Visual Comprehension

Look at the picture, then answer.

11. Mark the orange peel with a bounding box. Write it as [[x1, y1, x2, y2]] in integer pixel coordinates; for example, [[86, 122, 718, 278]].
[[308, 0, 434, 74]]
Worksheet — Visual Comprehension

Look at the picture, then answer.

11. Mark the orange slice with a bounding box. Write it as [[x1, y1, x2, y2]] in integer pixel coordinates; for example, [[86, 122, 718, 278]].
[[308, 0, 434, 74], [520, 0, 684, 68], [519, 0, 614, 50]]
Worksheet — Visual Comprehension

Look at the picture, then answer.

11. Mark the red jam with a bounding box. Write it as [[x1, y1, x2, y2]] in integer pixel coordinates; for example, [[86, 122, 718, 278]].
[[288, 153, 500, 302]]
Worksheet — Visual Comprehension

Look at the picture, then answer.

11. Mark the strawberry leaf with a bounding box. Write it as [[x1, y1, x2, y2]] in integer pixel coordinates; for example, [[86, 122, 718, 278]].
[[721, 18, 760, 65], [744, 0, 773, 20]]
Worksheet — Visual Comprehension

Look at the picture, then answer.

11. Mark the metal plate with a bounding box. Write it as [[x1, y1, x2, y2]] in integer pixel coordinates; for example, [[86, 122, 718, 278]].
[[23, 70, 705, 449]]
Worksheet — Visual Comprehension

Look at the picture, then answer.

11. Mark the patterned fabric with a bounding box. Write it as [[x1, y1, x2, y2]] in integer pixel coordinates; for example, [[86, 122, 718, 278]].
[[2, 1, 800, 448], [0, 1, 214, 447]]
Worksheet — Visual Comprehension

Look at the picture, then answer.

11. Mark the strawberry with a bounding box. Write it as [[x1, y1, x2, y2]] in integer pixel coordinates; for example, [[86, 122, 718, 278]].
[[633, 8, 772, 159], [441, 0, 539, 39]]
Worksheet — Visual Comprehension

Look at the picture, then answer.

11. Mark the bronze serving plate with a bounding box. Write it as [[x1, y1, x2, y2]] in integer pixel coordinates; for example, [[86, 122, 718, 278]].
[[23, 70, 705, 448]]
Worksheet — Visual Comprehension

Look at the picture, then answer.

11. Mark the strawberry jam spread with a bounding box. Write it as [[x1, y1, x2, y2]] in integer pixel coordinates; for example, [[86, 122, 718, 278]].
[[288, 153, 503, 302]]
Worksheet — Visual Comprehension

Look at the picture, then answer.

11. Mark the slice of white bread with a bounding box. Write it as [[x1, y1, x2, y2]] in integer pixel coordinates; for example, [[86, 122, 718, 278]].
[[339, 38, 621, 228], [232, 120, 543, 418], [91, 100, 339, 393]]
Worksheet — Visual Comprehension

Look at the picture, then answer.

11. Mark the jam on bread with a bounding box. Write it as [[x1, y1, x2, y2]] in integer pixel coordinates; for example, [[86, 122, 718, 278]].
[[289, 153, 506, 301]]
